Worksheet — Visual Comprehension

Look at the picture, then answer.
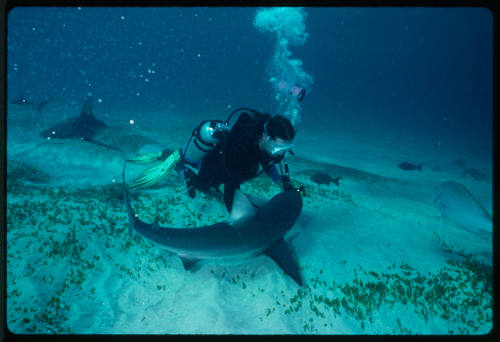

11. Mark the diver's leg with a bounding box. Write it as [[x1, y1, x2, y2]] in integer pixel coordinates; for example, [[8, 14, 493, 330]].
[[128, 149, 182, 189]]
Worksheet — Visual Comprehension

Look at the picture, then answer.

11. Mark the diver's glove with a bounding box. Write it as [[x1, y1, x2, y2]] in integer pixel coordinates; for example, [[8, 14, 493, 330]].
[[282, 176, 306, 197], [295, 185, 306, 197], [128, 149, 182, 189]]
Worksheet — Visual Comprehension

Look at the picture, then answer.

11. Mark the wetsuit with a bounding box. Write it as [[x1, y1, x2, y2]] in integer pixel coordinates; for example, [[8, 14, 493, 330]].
[[190, 111, 283, 212]]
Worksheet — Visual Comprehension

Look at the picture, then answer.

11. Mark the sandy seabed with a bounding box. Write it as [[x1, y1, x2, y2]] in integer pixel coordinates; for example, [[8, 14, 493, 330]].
[[5, 104, 493, 335]]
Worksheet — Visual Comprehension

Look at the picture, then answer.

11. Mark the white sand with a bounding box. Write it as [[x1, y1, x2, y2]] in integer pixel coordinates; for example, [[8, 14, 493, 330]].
[[6, 104, 493, 334]]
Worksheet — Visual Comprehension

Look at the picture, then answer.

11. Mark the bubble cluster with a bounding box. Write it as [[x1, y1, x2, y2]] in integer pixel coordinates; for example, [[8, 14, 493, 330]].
[[254, 7, 313, 125]]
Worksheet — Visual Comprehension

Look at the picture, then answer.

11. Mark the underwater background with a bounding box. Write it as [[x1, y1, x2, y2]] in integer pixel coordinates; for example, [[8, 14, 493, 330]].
[[5, 7, 493, 334]]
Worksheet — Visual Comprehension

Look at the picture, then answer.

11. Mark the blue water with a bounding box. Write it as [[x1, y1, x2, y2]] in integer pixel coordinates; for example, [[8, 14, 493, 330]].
[[8, 7, 493, 154], [6, 6, 493, 335]]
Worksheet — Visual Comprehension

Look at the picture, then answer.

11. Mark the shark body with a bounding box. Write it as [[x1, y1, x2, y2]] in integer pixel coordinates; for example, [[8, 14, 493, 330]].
[[39, 96, 123, 152], [122, 165, 304, 285], [434, 181, 492, 236]]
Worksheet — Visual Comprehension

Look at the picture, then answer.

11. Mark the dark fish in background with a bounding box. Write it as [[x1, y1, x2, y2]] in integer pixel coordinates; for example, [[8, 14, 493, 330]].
[[10, 91, 36, 106], [460, 168, 488, 182], [10, 92, 52, 112], [310, 172, 341, 186], [398, 162, 423, 172]]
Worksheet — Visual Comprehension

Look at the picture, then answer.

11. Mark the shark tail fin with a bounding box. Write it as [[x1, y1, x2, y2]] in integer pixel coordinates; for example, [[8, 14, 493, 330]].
[[418, 163, 423, 172], [81, 96, 93, 117], [36, 97, 52, 112]]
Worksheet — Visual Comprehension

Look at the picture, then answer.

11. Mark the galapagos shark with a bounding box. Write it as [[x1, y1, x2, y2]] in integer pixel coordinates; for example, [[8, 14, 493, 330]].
[[122, 164, 304, 285], [39, 96, 123, 152]]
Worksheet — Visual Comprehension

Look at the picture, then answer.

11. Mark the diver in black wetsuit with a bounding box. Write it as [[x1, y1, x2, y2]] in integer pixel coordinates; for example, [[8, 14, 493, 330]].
[[127, 107, 301, 213], [185, 109, 296, 212]]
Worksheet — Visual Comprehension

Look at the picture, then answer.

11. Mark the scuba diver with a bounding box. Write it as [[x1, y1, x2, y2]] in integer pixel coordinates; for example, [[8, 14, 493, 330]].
[[126, 107, 305, 213]]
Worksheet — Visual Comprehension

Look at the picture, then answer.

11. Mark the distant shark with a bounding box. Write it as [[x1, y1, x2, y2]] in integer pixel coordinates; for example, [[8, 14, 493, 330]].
[[10, 92, 52, 112], [10, 91, 36, 106], [434, 181, 492, 237], [122, 164, 304, 285], [39, 96, 123, 152]]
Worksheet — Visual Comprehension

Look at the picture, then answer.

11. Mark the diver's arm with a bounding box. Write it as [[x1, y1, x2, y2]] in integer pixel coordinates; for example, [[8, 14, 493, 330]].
[[266, 164, 282, 185], [265, 157, 302, 193], [262, 155, 287, 190], [264, 162, 295, 191]]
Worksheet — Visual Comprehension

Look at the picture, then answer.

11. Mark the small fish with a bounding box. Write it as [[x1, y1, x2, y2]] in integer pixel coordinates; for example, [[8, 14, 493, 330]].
[[310, 172, 341, 186], [460, 168, 488, 182], [10, 92, 51, 112], [453, 159, 466, 168], [398, 162, 422, 172]]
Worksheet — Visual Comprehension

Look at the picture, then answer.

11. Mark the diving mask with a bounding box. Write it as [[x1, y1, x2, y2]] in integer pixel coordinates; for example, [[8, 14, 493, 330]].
[[266, 136, 294, 156]]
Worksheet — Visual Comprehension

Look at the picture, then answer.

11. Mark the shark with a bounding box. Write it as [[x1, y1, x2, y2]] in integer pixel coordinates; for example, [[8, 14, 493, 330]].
[[433, 181, 492, 237], [10, 91, 52, 112], [122, 164, 304, 285], [39, 96, 123, 152], [10, 91, 36, 107]]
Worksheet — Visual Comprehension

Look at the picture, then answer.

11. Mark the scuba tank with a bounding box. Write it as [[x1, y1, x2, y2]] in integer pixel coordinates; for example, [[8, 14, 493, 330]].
[[182, 108, 261, 166], [183, 120, 229, 165], [127, 108, 257, 190]]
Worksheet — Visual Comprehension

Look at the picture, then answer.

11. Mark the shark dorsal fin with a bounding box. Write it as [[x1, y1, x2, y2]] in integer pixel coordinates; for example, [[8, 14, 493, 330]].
[[230, 190, 256, 222], [80, 96, 93, 117]]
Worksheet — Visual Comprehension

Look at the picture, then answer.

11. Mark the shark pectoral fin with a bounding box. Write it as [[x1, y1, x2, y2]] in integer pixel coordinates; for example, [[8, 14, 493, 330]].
[[83, 137, 124, 152], [230, 190, 256, 222], [264, 238, 303, 286], [180, 256, 201, 271]]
